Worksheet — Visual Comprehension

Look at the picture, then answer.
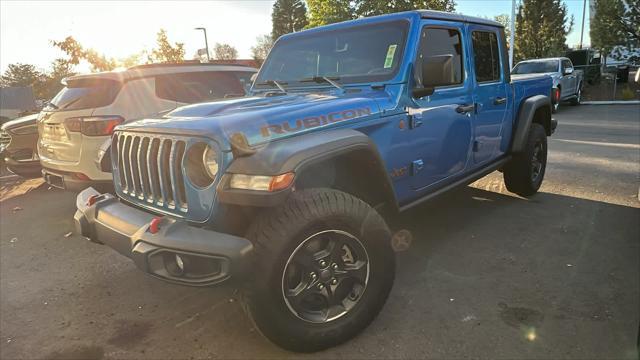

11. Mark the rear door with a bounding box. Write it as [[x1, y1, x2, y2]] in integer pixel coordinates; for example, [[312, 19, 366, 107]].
[[561, 59, 576, 97], [409, 20, 474, 190], [469, 25, 509, 165]]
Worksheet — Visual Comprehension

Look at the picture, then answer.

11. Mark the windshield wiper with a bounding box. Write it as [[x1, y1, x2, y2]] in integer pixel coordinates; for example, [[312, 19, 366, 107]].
[[300, 76, 344, 92], [257, 79, 288, 93]]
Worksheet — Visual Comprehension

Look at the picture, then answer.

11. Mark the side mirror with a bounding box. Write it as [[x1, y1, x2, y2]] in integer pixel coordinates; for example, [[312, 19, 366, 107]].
[[563, 67, 574, 75]]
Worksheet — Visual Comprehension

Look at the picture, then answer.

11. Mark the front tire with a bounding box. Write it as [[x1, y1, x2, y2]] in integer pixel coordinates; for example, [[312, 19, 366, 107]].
[[504, 123, 548, 197], [243, 189, 395, 352]]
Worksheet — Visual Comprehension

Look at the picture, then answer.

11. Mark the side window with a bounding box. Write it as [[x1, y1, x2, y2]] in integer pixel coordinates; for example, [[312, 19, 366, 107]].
[[472, 31, 501, 83], [417, 27, 464, 87], [562, 59, 572, 71], [155, 71, 245, 104]]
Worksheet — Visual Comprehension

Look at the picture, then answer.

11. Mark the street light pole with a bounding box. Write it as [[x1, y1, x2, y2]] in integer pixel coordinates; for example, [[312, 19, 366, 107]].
[[510, 0, 516, 68], [579, 0, 587, 49], [195, 27, 210, 62]]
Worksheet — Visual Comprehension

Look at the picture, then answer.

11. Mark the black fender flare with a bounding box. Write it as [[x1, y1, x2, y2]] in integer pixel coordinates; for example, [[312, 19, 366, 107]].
[[511, 95, 551, 153], [217, 129, 397, 208]]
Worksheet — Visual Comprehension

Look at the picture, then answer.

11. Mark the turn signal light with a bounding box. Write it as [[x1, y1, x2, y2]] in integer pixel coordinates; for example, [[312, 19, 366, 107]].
[[229, 172, 295, 192]]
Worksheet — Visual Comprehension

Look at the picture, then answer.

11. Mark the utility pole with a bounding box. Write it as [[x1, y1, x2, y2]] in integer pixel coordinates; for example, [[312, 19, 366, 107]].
[[510, 0, 516, 68], [579, 0, 587, 49], [195, 27, 211, 62]]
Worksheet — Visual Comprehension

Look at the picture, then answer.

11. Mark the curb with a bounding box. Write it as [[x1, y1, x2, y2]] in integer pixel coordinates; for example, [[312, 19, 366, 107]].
[[581, 101, 640, 105]]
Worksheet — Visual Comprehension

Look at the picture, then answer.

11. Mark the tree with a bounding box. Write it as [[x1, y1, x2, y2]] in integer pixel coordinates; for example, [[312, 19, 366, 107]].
[[149, 29, 185, 63], [42, 59, 75, 99], [250, 35, 274, 66], [354, 0, 455, 17], [307, 0, 354, 28], [0, 63, 48, 99], [52, 36, 117, 72], [494, 14, 510, 46], [514, 0, 574, 61], [271, 0, 308, 40], [213, 43, 238, 60], [621, 0, 639, 44], [590, 0, 625, 63]]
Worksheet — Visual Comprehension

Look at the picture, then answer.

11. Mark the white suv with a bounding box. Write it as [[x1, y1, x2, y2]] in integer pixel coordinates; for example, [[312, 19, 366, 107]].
[[38, 63, 257, 191]]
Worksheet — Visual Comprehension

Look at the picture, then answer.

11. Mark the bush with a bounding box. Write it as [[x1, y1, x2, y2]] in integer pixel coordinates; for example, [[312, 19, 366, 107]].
[[620, 86, 636, 100]]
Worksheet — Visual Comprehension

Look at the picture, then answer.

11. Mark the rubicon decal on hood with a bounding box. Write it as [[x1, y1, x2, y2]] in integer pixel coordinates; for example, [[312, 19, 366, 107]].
[[260, 107, 372, 138]]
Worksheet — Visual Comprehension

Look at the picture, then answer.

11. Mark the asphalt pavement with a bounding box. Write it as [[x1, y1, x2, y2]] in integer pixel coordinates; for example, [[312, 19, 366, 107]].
[[1, 104, 638, 359]]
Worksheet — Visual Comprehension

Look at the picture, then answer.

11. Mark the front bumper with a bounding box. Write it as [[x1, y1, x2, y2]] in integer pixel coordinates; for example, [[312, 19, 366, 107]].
[[74, 187, 254, 286]]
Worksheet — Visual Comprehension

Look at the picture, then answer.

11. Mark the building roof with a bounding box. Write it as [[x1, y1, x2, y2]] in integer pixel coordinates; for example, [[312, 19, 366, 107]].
[[0, 86, 36, 110]]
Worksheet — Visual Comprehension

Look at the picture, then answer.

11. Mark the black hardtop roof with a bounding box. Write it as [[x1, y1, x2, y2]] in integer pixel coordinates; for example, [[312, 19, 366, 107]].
[[417, 10, 503, 28]]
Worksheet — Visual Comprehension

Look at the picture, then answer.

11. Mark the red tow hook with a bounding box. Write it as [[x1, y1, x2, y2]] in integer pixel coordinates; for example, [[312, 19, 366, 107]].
[[149, 217, 162, 234], [87, 194, 100, 206]]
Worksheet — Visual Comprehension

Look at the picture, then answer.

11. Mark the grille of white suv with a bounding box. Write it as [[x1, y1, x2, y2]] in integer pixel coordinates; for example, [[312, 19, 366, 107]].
[[0, 130, 11, 147], [113, 132, 188, 213]]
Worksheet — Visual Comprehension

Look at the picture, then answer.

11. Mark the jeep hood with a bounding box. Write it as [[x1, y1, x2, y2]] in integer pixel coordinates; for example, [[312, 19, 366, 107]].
[[117, 89, 391, 150]]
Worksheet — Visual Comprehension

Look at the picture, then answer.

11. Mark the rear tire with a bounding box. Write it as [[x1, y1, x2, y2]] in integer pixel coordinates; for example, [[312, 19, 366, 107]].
[[570, 83, 582, 105], [504, 123, 547, 197], [243, 188, 395, 352]]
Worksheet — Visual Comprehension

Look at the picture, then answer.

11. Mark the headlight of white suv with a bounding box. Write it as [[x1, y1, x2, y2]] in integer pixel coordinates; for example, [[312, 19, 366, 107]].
[[185, 142, 218, 188]]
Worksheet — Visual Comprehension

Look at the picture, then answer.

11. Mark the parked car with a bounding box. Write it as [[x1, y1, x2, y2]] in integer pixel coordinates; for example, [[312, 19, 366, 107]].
[[74, 11, 554, 352], [38, 63, 257, 191], [0, 113, 40, 177], [512, 57, 583, 112], [566, 48, 602, 84]]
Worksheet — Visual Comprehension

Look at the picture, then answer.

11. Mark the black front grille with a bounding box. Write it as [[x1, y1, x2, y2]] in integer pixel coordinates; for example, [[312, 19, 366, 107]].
[[113, 132, 188, 212]]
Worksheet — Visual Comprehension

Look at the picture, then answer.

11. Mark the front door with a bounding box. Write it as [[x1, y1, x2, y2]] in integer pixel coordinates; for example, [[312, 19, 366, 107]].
[[409, 21, 474, 190], [469, 25, 509, 165]]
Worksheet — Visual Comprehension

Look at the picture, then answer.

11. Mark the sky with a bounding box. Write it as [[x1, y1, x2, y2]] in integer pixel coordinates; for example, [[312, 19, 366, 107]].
[[0, 0, 591, 74]]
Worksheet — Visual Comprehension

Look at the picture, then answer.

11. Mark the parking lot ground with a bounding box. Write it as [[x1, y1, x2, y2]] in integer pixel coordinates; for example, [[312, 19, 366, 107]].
[[1, 105, 639, 359]]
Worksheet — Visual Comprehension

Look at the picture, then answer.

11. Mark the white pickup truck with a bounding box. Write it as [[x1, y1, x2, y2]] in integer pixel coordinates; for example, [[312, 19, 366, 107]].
[[512, 57, 583, 112]]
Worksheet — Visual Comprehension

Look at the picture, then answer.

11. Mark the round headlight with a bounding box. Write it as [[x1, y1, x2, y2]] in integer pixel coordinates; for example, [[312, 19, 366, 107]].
[[185, 142, 218, 188], [203, 145, 218, 178]]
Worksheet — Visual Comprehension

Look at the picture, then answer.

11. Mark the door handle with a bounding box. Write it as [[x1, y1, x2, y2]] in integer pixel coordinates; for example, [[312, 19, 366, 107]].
[[494, 97, 507, 105], [455, 104, 475, 114]]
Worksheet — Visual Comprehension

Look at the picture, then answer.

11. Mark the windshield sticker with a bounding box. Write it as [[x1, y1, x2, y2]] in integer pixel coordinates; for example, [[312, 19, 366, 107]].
[[260, 107, 372, 138], [384, 45, 398, 68]]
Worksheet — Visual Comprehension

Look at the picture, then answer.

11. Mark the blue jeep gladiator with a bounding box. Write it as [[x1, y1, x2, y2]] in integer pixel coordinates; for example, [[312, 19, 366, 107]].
[[75, 11, 555, 352]]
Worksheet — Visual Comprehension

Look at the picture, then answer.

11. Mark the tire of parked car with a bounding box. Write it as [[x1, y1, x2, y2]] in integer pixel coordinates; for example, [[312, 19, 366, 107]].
[[503, 123, 548, 197], [570, 82, 582, 106], [243, 188, 395, 352]]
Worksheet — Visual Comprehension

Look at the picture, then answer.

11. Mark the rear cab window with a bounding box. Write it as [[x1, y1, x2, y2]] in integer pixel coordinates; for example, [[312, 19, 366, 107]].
[[155, 71, 253, 104], [46, 78, 122, 111], [472, 31, 501, 82]]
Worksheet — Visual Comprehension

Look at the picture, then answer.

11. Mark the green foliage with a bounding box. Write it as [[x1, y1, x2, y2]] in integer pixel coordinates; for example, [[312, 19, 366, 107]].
[[620, 85, 635, 100], [590, 0, 625, 58], [306, 0, 355, 28], [52, 36, 117, 72], [354, 0, 455, 17], [213, 43, 238, 60], [42, 59, 75, 99], [494, 14, 511, 47], [0, 60, 75, 100], [514, 0, 574, 61], [271, 0, 308, 40], [621, 0, 639, 44], [251, 35, 274, 66], [149, 29, 185, 63], [306, 0, 455, 28]]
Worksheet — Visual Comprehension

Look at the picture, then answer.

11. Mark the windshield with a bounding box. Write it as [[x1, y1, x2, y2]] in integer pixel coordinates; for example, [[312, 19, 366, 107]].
[[255, 20, 408, 89], [512, 60, 559, 74], [46, 78, 121, 111]]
